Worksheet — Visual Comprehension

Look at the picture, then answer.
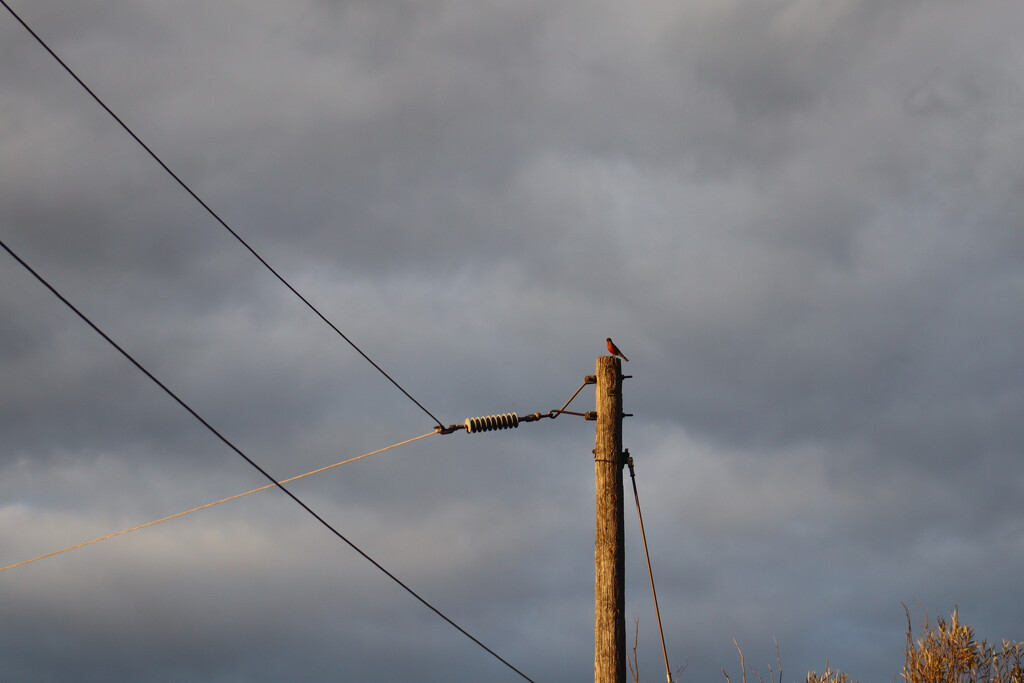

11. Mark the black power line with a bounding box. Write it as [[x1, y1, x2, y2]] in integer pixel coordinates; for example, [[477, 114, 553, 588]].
[[0, 237, 534, 683], [0, 0, 444, 429]]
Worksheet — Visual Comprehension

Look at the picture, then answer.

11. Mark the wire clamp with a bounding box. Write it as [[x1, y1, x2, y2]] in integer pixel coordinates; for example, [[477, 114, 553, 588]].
[[435, 424, 466, 435]]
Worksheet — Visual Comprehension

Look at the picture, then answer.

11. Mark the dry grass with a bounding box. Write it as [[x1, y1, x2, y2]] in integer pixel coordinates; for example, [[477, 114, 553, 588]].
[[900, 605, 1023, 683], [722, 637, 783, 683], [804, 666, 854, 683], [716, 607, 1022, 683], [629, 617, 687, 683]]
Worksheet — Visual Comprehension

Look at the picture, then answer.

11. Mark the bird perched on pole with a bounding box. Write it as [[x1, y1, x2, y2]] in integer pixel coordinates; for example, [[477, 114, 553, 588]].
[[606, 337, 629, 361]]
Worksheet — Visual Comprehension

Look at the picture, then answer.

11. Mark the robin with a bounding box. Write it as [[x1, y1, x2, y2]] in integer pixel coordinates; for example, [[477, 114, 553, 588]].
[[605, 337, 629, 362]]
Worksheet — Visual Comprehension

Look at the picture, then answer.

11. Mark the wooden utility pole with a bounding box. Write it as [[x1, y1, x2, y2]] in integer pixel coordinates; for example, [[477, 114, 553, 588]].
[[594, 355, 626, 683]]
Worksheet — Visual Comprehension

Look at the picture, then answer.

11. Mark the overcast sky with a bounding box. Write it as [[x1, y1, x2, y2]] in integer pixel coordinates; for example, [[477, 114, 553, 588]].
[[2, 1, 1023, 681]]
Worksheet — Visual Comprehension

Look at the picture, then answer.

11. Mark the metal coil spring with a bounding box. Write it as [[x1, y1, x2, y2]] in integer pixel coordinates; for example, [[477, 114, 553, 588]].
[[464, 413, 520, 434]]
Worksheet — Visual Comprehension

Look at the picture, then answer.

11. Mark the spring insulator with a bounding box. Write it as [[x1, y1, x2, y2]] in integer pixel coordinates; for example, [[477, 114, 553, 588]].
[[464, 413, 520, 434]]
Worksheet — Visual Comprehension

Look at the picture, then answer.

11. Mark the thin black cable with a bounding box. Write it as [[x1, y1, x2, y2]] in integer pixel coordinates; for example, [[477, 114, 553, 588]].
[[0, 237, 534, 683], [0, 0, 444, 429]]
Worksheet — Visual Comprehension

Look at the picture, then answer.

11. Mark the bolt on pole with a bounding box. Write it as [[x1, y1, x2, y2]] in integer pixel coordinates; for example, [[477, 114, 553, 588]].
[[594, 355, 626, 683]]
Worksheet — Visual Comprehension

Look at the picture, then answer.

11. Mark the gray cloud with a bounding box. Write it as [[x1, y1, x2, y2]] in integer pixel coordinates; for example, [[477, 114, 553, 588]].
[[3, 0, 1024, 681]]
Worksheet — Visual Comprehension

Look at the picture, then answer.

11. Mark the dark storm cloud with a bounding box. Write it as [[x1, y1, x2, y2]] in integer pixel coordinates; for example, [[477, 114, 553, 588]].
[[3, 0, 1024, 681]]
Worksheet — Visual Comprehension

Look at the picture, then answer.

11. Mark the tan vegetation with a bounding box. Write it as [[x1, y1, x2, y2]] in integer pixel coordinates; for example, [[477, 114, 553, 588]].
[[900, 606, 1023, 683], [712, 607, 1023, 683]]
